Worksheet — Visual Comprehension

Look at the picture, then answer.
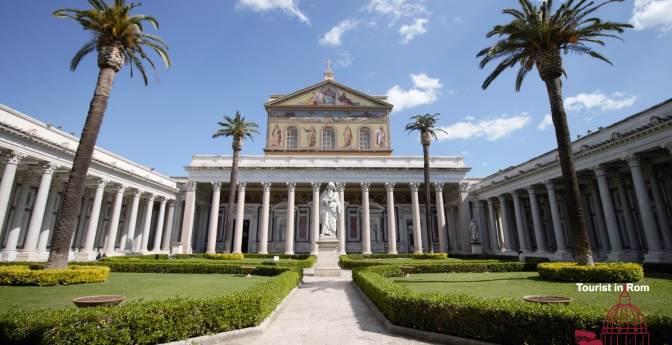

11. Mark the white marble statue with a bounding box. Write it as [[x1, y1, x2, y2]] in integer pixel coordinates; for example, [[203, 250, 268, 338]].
[[469, 218, 481, 244], [320, 182, 342, 239]]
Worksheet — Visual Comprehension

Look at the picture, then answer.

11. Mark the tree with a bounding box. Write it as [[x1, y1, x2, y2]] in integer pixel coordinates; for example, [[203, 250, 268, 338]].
[[46, 0, 170, 269], [405, 113, 447, 253], [213, 111, 259, 253], [478, 0, 631, 265]]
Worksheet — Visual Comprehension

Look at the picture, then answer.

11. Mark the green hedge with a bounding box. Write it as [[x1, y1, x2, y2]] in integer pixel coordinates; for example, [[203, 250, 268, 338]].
[[204, 253, 245, 260], [537, 262, 644, 283], [338, 255, 539, 270], [78, 261, 300, 278], [260, 255, 316, 268], [0, 265, 110, 286], [0, 269, 300, 345], [345, 253, 448, 260], [353, 265, 672, 345]]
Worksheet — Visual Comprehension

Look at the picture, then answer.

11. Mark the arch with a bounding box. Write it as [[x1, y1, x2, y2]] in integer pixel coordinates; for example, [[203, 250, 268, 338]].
[[286, 126, 298, 149], [359, 127, 371, 150], [321, 127, 335, 150]]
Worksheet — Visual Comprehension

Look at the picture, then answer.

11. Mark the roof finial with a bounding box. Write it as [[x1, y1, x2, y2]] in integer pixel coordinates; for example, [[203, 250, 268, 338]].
[[324, 58, 334, 80]]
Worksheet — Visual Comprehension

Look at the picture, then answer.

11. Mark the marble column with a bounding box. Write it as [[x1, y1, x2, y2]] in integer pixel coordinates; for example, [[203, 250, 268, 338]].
[[337, 182, 347, 255], [487, 198, 503, 251], [258, 182, 271, 254], [2, 172, 33, 259], [648, 170, 672, 249], [360, 182, 372, 255], [37, 178, 63, 252], [0, 151, 25, 241], [152, 198, 167, 252], [593, 166, 624, 258], [104, 185, 126, 254], [139, 194, 156, 253], [81, 179, 107, 258], [122, 190, 141, 252], [232, 182, 247, 254], [527, 186, 547, 253], [20, 163, 57, 257], [544, 181, 567, 253], [624, 155, 662, 257], [285, 182, 296, 255], [180, 182, 196, 254], [615, 175, 639, 250], [512, 190, 529, 252], [310, 182, 321, 255], [162, 201, 176, 251], [385, 182, 397, 254], [498, 195, 514, 252], [434, 183, 447, 253], [207, 182, 222, 254], [410, 182, 423, 254]]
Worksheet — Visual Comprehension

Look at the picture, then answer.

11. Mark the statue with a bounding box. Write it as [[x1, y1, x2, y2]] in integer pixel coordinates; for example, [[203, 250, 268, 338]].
[[469, 218, 481, 244], [319, 182, 342, 239]]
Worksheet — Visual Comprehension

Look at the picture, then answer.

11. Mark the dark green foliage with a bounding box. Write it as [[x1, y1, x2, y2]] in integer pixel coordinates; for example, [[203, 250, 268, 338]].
[[0, 270, 300, 345], [643, 262, 672, 274], [538, 262, 644, 283], [260, 256, 316, 269], [353, 265, 672, 345], [0, 265, 109, 286], [338, 255, 540, 271]]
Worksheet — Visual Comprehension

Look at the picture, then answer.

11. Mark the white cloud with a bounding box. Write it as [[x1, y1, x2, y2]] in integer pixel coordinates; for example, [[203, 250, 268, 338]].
[[631, 0, 672, 34], [537, 114, 553, 130], [565, 91, 637, 112], [364, 0, 427, 21], [236, 0, 310, 25], [319, 20, 358, 47], [437, 114, 532, 141], [386, 73, 442, 112], [335, 50, 353, 67], [399, 18, 428, 43]]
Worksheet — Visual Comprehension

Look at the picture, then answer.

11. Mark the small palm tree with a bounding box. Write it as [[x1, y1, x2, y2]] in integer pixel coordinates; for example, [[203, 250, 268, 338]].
[[405, 113, 447, 253], [478, 0, 631, 265], [47, 0, 170, 269], [213, 111, 259, 253]]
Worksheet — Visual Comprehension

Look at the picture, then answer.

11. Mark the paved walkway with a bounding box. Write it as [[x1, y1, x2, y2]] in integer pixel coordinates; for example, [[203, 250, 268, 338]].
[[226, 270, 434, 345]]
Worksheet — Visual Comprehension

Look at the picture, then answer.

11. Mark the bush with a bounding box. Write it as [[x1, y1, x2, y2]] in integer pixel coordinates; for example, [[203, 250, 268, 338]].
[[0, 270, 300, 345], [643, 262, 672, 274], [537, 262, 644, 283], [204, 253, 244, 260], [338, 255, 538, 270], [0, 265, 110, 286], [260, 255, 316, 268], [353, 265, 672, 345]]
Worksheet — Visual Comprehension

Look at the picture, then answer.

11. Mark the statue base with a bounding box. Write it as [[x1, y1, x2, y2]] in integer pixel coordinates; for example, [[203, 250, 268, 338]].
[[470, 243, 482, 254], [314, 239, 341, 277]]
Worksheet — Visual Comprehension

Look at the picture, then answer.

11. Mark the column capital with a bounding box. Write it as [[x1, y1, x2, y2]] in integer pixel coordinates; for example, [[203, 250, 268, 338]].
[[433, 182, 444, 192], [592, 165, 608, 176], [543, 180, 555, 190], [459, 182, 470, 193], [487, 198, 495, 206], [90, 178, 108, 189], [622, 154, 641, 168], [111, 184, 127, 193], [158, 196, 168, 204], [143, 192, 156, 200], [526, 186, 536, 194], [286, 182, 296, 191], [261, 181, 272, 191], [237, 182, 247, 191], [127, 189, 141, 197], [661, 141, 672, 156], [511, 189, 521, 197], [1, 150, 27, 165], [311, 182, 321, 192], [211, 182, 222, 191], [360, 182, 370, 192], [336, 182, 346, 192], [184, 181, 196, 192], [40, 162, 59, 174], [384, 182, 395, 192], [409, 182, 420, 192]]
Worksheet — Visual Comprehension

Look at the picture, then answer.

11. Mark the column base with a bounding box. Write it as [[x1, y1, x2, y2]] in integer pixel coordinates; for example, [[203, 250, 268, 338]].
[[75, 250, 100, 261], [284, 251, 294, 255], [1, 250, 19, 262], [15, 250, 49, 262], [643, 251, 672, 263], [606, 252, 629, 262], [104, 250, 125, 257], [549, 251, 574, 261]]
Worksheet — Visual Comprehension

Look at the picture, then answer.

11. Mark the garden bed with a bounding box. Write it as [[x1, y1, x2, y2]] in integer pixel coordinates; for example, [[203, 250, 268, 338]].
[[0, 265, 110, 286]]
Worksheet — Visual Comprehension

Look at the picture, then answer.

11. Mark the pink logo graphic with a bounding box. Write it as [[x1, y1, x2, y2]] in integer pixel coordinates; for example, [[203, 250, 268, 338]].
[[575, 283, 650, 345]]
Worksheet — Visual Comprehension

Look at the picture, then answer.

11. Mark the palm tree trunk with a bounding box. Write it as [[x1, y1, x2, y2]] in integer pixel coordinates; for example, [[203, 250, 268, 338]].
[[223, 137, 242, 253], [422, 141, 434, 253], [45, 67, 117, 269], [544, 78, 594, 265]]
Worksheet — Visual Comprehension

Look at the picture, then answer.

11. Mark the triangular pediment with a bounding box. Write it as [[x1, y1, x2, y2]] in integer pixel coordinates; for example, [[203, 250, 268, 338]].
[[265, 80, 392, 109]]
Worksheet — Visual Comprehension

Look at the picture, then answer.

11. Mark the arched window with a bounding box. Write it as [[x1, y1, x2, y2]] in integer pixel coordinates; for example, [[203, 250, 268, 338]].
[[359, 127, 371, 150], [286, 127, 298, 149], [321, 128, 335, 150]]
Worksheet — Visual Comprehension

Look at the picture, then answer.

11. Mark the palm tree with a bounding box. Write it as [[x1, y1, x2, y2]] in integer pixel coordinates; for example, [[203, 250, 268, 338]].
[[478, 0, 631, 265], [46, 0, 170, 269], [405, 113, 447, 253], [213, 111, 259, 253]]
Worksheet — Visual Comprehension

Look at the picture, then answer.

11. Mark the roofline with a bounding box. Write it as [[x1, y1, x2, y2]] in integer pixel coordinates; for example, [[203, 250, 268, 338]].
[[264, 79, 394, 109]]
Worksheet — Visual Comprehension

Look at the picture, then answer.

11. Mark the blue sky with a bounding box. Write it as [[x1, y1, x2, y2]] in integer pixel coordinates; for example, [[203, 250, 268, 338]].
[[1, 0, 671, 178]]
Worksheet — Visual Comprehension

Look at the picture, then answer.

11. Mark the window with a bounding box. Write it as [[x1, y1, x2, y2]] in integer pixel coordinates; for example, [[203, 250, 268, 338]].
[[321, 128, 335, 150], [286, 127, 298, 149], [359, 127, 370, 150]]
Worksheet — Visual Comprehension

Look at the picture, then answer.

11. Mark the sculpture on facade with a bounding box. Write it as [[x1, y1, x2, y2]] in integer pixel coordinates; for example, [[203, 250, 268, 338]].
[[320, 182, 342, 239], [304, 127, 317, 147], [343, 126, 353, 147], [469, 218, 481, 244], [376, 126, 386, 148]]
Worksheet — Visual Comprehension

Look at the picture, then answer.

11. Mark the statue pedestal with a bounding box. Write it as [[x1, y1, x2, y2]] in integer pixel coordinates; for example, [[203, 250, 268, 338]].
[[470, 242, 482, 254], [314, 238, 341, 277]]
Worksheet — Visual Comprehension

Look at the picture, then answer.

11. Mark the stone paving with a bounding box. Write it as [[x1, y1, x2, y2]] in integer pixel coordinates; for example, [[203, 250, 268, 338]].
[[225, 270, 434, 345]]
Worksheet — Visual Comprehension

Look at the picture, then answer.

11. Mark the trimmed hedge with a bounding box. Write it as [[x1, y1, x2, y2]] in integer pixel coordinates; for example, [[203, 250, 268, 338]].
[[339, 255, 540, 270], [345, 253, 448, 260], [0, 265, 110, 286], [538, 262, 644, 283], [353, 265, 672, 345], [0, 269, 300, 345], [78, 261, 300, 278], [204, 253, 245, 260], [260, 255, 316, 268]]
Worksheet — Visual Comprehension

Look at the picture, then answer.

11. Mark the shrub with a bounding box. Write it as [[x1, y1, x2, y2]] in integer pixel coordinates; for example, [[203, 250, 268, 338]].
[[204, 253, 244, 260], [537, 262, 644, 283], [353, 265, 672, 345], [261, 255, 316, 268], [0, 270, 300, 345], [338, 255, 538, 270], [0, 265, 110, 286]]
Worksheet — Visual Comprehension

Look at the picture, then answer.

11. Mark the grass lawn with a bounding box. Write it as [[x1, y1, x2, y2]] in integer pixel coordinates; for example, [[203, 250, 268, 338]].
[[0, 272, 271, 312], [394, 271, 672, 315]]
